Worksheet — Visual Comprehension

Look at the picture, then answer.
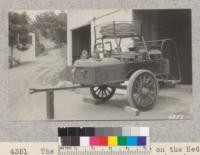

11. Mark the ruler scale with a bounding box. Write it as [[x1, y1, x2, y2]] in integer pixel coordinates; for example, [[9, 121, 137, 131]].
[[59, 150, 151, 155], [58, 127, 150, 155]]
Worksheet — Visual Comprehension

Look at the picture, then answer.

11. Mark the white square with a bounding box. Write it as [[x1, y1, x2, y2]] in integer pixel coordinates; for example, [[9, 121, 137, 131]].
[[130, 127, 140, 136], [139, 127, 150, 136], [122, 127, 131, 136], [58, 137, 61, 146], [80, 137, 89, 146]]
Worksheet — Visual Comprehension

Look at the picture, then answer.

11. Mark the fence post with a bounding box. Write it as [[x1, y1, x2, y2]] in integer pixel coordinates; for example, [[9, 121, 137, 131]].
[[46, 90, 54, 119]]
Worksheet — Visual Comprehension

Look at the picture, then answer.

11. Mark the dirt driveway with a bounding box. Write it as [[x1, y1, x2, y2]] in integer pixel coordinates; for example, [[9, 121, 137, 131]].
[[8, 46, 67, 118]]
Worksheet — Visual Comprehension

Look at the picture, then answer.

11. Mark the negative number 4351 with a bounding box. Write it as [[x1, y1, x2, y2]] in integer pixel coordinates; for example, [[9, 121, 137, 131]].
[[168, 114, 184, 119], [10, 148, 28, 155]]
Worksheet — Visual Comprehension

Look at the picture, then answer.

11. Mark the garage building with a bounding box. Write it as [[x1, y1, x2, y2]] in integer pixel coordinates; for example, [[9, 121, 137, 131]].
[[67, 9, 192, 84]]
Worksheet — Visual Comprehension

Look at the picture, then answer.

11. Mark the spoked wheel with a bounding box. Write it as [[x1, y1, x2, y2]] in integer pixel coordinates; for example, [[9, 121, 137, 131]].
[[90, 85, 116, 101], [127, 69, 158, 111]]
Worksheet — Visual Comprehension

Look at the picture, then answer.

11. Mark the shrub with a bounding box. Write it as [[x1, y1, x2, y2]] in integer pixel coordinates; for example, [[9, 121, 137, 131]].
[[35, 41, 45, 56]]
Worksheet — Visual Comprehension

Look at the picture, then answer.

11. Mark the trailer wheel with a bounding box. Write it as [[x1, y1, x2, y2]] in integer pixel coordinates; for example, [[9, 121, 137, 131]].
[[90, 85, 116, 101], [127, 69, 158, 111]]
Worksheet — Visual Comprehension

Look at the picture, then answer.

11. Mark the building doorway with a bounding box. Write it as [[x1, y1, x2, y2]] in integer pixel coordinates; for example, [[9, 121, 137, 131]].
[[133, 9, 192, 84], [72, 24, 91, 62]]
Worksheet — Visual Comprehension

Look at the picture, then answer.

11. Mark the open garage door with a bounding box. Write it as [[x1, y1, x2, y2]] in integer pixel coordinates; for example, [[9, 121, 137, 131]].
[[133, 9, 192, 84], [72, 24, 91, 63]]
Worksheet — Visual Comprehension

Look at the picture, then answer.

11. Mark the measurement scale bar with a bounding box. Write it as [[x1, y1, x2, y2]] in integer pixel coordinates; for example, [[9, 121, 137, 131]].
[[58, 127, 150, 155]]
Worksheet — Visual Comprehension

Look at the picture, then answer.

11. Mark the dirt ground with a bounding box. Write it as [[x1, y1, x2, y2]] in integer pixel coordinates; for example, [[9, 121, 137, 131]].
[[8, 45, 192, 121]]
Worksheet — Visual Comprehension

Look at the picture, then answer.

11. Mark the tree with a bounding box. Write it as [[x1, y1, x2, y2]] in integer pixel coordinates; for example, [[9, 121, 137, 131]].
[[53, 11, 67, 44], [32, 11, 67, 45], [9, 11, 31, 67]]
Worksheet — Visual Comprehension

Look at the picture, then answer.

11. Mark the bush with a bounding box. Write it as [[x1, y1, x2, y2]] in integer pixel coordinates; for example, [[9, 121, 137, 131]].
[[32, 11, 67, 45], [35, 42, 45, 56]]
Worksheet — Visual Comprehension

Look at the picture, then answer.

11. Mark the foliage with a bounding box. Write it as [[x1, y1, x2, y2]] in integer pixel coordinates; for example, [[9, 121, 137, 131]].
[[35, 42, 45, 56], [8, 10, 67, 64], [32, 11, 67, 44], [9, 11, 31, 47], [35, 34, 45, 56], [9, 11, 31, 67]]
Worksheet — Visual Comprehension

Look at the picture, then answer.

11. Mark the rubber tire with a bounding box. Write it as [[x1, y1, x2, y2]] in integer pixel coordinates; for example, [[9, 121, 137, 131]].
[[127, 69, 158, 111]]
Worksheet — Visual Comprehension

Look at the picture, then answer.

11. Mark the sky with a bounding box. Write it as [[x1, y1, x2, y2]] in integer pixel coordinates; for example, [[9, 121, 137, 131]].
[[10, 10, 67, 21]]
